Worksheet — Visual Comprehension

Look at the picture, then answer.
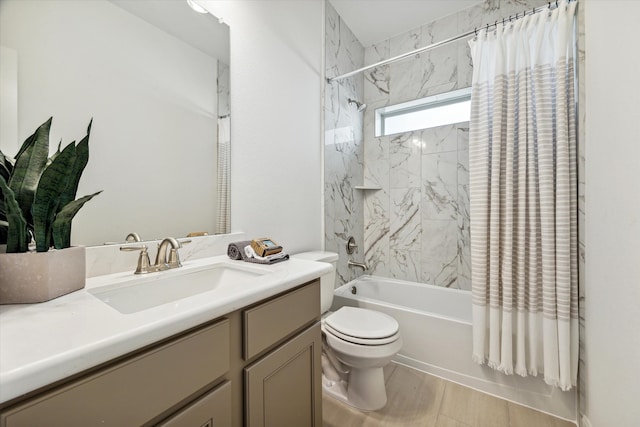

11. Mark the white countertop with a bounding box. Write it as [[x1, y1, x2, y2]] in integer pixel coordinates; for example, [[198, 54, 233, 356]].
[[0, 255, 331, 404]]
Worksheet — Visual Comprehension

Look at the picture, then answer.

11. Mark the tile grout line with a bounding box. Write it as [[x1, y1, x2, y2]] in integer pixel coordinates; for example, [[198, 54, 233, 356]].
[[384, 363, 398, 386], [433, 380, 448, 427]]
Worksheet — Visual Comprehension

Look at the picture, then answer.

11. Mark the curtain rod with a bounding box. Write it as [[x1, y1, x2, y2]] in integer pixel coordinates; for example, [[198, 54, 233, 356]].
[[327, 0, 572, 83]]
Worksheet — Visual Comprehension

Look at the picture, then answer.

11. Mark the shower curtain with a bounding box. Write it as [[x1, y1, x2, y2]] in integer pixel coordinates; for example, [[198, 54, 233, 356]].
[[468, 0, 578, 390], [216, 116, 231, 234]]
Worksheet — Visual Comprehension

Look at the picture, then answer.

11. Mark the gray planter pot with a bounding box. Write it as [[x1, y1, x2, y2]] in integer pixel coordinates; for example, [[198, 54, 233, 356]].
[[0, 246, 86, 304]]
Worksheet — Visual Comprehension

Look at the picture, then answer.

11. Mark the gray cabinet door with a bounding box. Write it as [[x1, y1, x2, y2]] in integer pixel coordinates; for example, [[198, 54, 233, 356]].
[[244, 323, 322, 427]]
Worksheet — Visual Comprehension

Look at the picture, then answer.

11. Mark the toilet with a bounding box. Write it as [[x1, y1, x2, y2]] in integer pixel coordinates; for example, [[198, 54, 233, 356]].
[[292, 251, 402, 411]]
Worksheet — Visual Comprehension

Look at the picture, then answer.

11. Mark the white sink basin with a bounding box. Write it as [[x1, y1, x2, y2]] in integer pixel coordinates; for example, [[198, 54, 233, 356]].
[[89, 263, 269, 314]]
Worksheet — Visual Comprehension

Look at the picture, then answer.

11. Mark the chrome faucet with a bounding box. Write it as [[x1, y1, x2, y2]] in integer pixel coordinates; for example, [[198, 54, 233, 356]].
[[348, 260, 368, 271]]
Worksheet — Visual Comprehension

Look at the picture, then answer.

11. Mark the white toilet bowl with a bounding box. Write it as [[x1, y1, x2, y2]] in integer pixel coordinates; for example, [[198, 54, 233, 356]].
[[291, 251, 402, 412], [322, 306, 402, 411]]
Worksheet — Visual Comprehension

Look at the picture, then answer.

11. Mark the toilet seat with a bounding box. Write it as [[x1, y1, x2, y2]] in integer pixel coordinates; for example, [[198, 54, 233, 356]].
[[323, 324, 400, 345], [323, 325, 403, 363], [323, 307, 400, 345]]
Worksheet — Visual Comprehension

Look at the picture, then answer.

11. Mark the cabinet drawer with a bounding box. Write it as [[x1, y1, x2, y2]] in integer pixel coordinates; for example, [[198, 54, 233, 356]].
[[1, 319, 229, 427], [158, 381, 231, 427], [243, 280, 320, 360]]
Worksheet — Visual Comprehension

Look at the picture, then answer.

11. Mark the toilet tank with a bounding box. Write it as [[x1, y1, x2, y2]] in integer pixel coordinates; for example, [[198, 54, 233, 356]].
[[291, 251, 338, 313]]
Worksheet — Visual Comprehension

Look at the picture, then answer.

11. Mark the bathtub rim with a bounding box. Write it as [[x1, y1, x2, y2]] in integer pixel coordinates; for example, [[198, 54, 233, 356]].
[[335, 274, 472, 326]]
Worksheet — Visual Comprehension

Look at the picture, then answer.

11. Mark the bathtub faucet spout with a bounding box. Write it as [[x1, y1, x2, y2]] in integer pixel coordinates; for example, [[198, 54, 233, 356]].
[[348, 259, 368, 271]]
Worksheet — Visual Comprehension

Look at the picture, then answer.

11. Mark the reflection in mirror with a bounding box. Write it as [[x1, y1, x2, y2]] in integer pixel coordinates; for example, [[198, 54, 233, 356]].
[[0, 0, 230, 246]]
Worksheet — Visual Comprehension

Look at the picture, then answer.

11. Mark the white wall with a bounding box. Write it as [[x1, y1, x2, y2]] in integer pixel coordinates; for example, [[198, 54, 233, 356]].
[[201, 1, 324, 253], [0, 46, 18, 151], [583, 1, 640, 426], [0, 0, 218, 245]]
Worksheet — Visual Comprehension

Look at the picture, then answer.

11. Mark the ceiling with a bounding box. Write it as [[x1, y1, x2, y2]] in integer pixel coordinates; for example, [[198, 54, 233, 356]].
[[109, 0, 229, 64], [107, 1, 479, 65], [328, 0, 480, 47]]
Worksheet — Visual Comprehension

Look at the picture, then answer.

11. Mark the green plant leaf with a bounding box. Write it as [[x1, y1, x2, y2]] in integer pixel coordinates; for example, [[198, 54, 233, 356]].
[[47, 140, 63, 166], [8, 117, 52, 228], [0, 176, 28, 252], [0, 153, 13, 221], [32, 143, 76, 252], [0, 150, 13, 181], [52, 190, 102, 249], [59, 119, 91, 209]]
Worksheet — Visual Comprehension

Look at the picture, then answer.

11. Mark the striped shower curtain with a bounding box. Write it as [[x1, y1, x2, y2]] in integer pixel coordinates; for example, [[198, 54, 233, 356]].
[[468, 1, 578, 390], [216, 116, 231, 234]]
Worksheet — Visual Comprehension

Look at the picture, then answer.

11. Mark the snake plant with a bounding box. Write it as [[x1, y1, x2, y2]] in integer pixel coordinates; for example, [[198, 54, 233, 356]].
[[0, 118, 101, 253]]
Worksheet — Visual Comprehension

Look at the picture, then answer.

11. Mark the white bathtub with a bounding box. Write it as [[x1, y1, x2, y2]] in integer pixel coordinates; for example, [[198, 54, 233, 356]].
[[332, 275, 576, 422]]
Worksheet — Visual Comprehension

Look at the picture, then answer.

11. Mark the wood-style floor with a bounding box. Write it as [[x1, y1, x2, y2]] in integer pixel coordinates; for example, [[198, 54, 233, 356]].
[[322, 363, 576, 427]]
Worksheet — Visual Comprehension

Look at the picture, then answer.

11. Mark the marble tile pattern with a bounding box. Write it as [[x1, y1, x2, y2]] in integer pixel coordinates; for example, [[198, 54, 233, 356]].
[[324, 2, 366, 286], [361, 0, 550, 291]]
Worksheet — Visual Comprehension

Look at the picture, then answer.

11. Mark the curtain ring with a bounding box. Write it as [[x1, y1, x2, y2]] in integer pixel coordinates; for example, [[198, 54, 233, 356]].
[[474, 27, 477, 36], [548, 2, 551, 8]]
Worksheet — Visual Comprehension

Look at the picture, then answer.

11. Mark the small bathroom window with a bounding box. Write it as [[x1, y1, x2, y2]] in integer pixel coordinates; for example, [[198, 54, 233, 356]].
[[375, 87, 472, 137]]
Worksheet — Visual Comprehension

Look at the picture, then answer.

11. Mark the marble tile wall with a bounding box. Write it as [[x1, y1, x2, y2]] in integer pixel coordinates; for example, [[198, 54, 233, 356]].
[[362, 0, 551, 292], [362, 121, 471, 288], [324, 2, 366, 286]]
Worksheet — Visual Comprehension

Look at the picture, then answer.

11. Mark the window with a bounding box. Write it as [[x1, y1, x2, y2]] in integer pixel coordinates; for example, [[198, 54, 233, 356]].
[[375, 87, 472, 137]]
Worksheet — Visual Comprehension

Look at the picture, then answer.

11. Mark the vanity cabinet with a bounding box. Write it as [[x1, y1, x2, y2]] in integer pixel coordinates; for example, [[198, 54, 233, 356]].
[[0, 279, 321, 427], [243, 282, 322, 427]]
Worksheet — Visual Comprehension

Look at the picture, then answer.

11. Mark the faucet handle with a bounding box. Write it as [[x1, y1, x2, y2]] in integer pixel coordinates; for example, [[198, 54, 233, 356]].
[[167, 248, 181, 267], [166, 239, 192, 268], [120, 245, 151, 274], [346, 236, 358, 254]]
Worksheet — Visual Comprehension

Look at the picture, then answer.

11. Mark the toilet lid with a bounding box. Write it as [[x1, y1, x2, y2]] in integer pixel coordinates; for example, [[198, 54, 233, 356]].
[[323, 323, 399, 345], [324, 306, 399, 340]]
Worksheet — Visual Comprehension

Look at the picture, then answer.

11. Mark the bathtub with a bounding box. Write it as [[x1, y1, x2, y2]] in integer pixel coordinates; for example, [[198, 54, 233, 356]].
[[332, 275, 577, 422]]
